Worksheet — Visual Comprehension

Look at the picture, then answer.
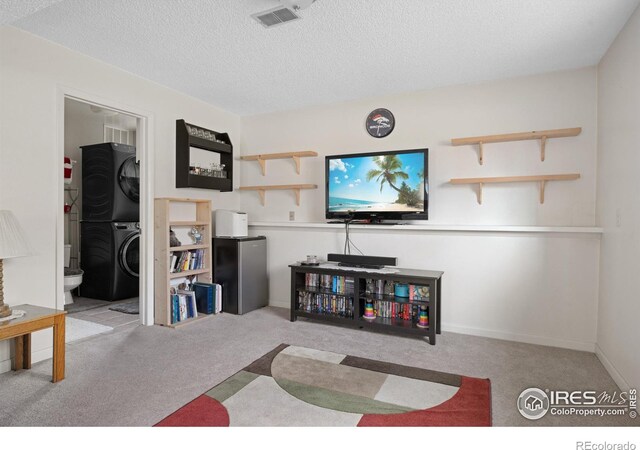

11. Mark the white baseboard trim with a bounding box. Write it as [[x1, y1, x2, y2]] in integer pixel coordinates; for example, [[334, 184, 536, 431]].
[[0, 358, 10, 374], [595, 344, 630, 391], [443, 324, 595, 352], [269, 301, 290, 309], [0, 346, 53, 375]]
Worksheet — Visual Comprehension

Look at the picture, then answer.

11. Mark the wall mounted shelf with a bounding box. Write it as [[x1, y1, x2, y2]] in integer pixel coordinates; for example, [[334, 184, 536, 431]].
[[240, 151, 318, 175], [176, 119, 233, 191], [451, 127, 581, 165], [449, 174, 580, 204], [239, 184, 317, 206]]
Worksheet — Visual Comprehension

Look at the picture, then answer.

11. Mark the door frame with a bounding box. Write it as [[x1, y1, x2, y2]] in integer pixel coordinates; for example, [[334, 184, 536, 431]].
[[56, 86, 155, 325]]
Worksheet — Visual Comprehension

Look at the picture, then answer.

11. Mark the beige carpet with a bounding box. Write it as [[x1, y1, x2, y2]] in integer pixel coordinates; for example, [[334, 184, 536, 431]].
[[0, 307, 634, 426]]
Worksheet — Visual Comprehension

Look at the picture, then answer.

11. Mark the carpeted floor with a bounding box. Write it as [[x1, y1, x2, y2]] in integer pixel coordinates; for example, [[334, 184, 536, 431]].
[[0, 307, 634, 426]]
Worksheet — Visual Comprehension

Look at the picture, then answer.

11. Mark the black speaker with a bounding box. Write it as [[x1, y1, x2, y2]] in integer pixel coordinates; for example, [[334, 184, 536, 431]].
[[327, 254, 397, 269]]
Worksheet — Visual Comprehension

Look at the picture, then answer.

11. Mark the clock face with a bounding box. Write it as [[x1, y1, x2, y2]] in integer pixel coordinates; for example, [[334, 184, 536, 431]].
[[366, 108, 395, 138]]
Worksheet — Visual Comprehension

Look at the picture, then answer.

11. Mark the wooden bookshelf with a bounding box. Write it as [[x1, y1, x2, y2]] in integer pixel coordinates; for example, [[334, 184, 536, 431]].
[[154, 198, 213, 327]]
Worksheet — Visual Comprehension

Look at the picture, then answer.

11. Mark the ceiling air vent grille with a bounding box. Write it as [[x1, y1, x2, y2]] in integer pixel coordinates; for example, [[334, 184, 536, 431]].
[[252, 6, 300, 28]]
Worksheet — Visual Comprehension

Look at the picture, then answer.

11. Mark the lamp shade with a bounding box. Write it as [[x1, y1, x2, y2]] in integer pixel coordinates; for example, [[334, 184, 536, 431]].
[[0, 210, 31, 259]]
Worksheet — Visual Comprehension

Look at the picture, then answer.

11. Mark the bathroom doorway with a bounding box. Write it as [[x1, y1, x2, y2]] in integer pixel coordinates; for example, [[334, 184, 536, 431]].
[[57, 90, 155, 327]]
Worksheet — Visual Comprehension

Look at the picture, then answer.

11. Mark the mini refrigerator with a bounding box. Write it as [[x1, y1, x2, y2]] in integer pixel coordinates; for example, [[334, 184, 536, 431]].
[[213, 236, 268, 314]]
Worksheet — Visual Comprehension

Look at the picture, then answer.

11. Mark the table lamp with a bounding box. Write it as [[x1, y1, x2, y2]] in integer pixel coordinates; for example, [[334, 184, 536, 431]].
[[0, 210, 31, 318]]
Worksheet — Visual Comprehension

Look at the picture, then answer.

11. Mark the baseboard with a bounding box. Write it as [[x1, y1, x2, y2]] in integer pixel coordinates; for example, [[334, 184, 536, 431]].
[[0, 358, 10, 374], [443, 324, 595, 352], [595, 344, 630, 391], [269, 300, 290, 309], [0, 346, 53, 375]]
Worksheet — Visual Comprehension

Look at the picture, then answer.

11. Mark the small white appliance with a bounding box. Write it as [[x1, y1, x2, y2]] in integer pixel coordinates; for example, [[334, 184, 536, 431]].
[[215, 210, 248, 237]]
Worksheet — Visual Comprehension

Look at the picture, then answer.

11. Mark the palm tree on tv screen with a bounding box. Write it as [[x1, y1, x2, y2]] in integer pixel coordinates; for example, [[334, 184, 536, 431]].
[[366, 155, 409, 194]]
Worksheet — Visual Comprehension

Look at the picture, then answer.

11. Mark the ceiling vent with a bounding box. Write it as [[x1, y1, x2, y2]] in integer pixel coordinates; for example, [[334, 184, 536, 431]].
[[251, 6, 300, 28]]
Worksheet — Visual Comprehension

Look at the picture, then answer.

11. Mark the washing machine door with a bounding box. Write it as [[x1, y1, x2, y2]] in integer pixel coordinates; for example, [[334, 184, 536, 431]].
[[119, 231, 140, 278], [118, 156, 140, 203]]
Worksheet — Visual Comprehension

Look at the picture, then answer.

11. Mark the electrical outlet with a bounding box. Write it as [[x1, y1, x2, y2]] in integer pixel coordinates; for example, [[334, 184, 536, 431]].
[[616, 209, 622, 227], [289, 211, 295, 221]]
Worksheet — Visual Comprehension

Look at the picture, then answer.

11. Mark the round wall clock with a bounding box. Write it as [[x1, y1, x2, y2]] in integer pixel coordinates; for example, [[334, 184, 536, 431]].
[[366, 108, 395, 138]]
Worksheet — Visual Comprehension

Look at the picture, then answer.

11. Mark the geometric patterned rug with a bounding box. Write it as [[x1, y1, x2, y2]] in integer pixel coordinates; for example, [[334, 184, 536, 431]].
[[155, 344, 492, 427]]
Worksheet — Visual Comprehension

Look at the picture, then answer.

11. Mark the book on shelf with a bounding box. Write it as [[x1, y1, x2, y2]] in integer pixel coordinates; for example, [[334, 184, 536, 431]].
[[297, 291, 354, 318], [192, 282, 222, 314], [370, 300, 425, 323], [170, 289, 200, 324], [304, 273, 354, 295], [169, 249, 206, 273]]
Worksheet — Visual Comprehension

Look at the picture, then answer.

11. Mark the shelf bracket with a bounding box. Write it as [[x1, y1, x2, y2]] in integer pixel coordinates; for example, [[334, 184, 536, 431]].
[[293, 156, 301, 174], [477, 183, 483, 205], [478, 142, 484, 165], [540, 136, 547, 162], [258, 158, 266, 176], [539, 181, 546, 204], [258, 189, 266, 206], [294, 188, 301, 206]]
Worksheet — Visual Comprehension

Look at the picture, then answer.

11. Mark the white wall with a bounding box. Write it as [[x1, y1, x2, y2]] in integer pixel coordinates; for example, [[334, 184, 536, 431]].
[[595, 5, 640, 390], [251, 224, 600, 351], [241, 68, 601, 351], [241, 68, 597, 226], [0, 26, 242, 372]]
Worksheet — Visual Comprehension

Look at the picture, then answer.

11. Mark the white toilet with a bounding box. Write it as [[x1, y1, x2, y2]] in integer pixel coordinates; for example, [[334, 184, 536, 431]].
[[64, 244, 83, 305]]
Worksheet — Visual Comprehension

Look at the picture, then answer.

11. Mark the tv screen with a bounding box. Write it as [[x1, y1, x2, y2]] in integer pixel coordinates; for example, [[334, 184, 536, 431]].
[[325, 148, 428, 221]]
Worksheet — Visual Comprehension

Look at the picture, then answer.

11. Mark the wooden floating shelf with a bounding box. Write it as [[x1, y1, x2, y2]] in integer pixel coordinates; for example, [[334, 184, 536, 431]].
[[241, 151, 318, 175], [451, 127, 581, 165], [449, 174, 580, 205], [239, 184, 318, 206]]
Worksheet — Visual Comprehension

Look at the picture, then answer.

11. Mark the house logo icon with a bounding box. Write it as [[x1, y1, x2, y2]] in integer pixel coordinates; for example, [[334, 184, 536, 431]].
[[517, 388, 550, 420]]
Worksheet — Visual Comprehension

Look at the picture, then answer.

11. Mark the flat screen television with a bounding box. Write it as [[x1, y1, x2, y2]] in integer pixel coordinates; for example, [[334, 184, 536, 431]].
[[326, 148, 428, 222]]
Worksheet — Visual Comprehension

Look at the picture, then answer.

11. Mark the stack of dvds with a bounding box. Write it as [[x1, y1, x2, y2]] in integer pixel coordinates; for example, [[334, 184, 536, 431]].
[[297, 291, 354, 318]]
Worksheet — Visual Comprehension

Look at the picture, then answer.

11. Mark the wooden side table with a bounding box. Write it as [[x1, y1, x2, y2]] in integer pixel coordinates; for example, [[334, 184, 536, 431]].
[[0, 304, 66, 382]]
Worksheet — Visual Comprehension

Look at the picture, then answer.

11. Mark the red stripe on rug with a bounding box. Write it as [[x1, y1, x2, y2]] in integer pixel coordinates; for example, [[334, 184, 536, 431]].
[[154, 395, 230, 427], [358, 376, 491, 427]]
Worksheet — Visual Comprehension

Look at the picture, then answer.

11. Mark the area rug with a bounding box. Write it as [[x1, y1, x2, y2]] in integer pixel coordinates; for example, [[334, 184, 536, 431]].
[[155, 344, 492, 427], [65, 317, 113, 343], [108, 299, 139, 314]]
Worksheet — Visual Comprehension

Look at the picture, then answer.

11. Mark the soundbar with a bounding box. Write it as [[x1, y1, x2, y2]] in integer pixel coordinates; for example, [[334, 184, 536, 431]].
[[327, 253, 397, 269]]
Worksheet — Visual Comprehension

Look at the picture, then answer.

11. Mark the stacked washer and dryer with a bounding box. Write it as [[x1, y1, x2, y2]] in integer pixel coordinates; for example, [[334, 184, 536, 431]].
[[81, 142, 140, 301]]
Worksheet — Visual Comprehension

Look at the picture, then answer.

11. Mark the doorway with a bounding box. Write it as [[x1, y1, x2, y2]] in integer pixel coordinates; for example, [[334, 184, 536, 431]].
[[57, 90, 154, 326]]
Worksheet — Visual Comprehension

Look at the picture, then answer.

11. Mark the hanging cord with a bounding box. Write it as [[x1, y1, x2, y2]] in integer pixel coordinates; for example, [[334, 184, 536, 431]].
[[343, 219, 364, 255]]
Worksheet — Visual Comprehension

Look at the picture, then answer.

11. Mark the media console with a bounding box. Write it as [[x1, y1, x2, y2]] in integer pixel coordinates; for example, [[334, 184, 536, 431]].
[[290, 262, 443, 344]]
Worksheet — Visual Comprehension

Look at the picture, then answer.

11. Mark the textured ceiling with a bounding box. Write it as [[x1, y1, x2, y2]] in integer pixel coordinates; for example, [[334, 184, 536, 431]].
[[6, 0, 640, 115], [0, 0, 63, 24]]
